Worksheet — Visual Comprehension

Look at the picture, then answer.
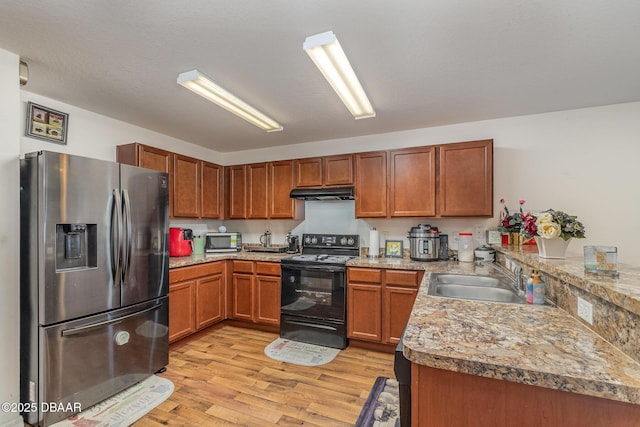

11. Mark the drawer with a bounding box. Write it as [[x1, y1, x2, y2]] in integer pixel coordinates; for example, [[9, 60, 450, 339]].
[[232, 260, 255, 274], [256, 262, 281, 276], [348, 267, 382, 284], [385, 269, 423, 288], [170, 261, 224, 283]]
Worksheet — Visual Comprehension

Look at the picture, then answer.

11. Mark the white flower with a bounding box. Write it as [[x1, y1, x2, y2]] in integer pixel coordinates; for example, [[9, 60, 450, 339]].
[[536, 212, 554, 225], [538, 222, 561, 238]]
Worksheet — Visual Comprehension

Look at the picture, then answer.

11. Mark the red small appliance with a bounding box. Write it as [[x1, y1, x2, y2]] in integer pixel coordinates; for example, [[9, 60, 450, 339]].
[[169, 227, 193, 257]]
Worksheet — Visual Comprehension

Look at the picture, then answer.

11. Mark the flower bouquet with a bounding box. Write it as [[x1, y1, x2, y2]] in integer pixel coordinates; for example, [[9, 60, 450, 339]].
[[498, 199, 534, 245], [522, 209, 586, 241], [522, 209, 586, 258], [499, 198, 526, 233]]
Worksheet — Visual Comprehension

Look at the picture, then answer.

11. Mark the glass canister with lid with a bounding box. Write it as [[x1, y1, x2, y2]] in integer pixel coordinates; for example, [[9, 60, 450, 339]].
[[458, 232, 474, 262]]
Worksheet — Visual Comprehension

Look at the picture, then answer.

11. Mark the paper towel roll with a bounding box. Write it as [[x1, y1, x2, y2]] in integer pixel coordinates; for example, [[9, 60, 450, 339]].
[[369, 228, 379, 258]]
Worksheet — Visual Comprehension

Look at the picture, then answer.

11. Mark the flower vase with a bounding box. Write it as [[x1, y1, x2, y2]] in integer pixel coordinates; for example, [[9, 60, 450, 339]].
[[511, 231, 521, 247], [534, 236, 572, 259]]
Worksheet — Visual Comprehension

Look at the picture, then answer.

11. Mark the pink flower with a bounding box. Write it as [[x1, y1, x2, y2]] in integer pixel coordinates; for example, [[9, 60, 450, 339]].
[[519, 199, 526, 206]]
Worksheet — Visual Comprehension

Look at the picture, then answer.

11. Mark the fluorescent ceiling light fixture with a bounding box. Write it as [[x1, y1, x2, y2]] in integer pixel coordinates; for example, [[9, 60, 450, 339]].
[[177, 70, 283, 132], [303, 31, 375, 120]]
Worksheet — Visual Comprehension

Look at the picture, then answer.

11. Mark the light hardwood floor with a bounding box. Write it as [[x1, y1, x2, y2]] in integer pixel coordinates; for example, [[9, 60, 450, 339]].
[[135, 325, 396, 426]]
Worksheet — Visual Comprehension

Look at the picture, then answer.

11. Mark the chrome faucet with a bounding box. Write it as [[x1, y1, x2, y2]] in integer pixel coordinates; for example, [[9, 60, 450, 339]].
[[476, 257, 525, 296]]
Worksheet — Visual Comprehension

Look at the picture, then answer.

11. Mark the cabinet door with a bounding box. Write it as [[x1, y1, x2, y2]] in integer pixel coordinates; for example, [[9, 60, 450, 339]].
[[383, 286, 418, 344], [227, 165, 247, 219], [270, 160, 302, 219], [355, 151, 388, 218], [347, 283, 382, 341], [195, 274, 224, 329], [255, 275, 281, 325], [138, 146, 170, 173], [294, 157, 323, 187], [323, 154, 354, 186], [168, 280, 195, 342], [438, 139, 493, 216], [201, 161, 222, 219], [117, 143, 171, 173], [172, 154, 200, 218], [247, 163, 269, 219], [232, 273, 254, 321], [389, 146, 436, 217]]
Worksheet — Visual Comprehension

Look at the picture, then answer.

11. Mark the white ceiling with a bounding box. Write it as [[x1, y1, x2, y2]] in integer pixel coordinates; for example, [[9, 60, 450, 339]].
[[1, 1, 639, 153]]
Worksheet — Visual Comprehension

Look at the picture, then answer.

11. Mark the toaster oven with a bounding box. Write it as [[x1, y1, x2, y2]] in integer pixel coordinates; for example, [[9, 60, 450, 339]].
[[205, 232, 242, 252]]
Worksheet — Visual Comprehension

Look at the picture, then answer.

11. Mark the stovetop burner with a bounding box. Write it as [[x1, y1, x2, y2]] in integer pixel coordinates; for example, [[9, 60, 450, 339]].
[[286, 254, 356, 264], [281, 233, 360, 266]]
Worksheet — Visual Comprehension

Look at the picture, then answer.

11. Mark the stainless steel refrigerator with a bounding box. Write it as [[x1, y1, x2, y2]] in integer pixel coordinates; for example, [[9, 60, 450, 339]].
[[20, 151, 170, 426]]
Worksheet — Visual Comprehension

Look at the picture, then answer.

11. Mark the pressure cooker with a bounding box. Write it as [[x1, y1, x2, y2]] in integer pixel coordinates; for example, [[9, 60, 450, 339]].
[[408, 224, 440, 261]]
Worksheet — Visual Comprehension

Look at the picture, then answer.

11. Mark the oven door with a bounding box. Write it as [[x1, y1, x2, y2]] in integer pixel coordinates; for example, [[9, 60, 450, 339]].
[[281, 263, 345, 321]]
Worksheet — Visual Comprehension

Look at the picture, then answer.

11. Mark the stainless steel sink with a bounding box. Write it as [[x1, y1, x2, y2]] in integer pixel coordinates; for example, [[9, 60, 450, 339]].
[[427, 273, 527, 304]]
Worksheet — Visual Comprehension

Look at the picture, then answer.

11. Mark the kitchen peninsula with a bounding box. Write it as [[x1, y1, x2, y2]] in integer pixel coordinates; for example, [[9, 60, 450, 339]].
[[401, 246, 640, 426]]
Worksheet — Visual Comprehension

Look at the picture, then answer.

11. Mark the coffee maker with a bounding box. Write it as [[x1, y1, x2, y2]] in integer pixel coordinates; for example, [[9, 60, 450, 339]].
[[286, 232, 299, 253]]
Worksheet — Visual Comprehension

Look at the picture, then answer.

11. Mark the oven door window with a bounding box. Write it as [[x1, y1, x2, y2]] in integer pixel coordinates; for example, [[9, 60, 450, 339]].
[[281, 265, 345, 321]]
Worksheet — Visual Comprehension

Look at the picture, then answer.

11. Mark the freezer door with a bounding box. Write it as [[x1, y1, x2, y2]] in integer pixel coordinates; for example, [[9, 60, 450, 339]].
[[21, 151, 121, 325], [119, 164, 169, 306], [23, 298, 169, 427]]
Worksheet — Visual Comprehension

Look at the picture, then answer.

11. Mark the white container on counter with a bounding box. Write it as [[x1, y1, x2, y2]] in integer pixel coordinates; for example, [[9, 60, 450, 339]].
[[458, 232, 474, 262]]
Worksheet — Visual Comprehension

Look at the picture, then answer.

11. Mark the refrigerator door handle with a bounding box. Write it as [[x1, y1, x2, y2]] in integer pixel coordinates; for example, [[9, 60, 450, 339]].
[[111, 189, 123, 286], [121, 189, 132, 285], [61, 302, 163, 337]]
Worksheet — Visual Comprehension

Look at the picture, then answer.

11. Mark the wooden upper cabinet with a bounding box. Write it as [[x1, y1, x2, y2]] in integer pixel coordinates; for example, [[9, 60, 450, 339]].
[[294, 157, 323, 187], [117, 143, 171, 173], [323, 154, 354, 186], [389, 146, 436, 217], [355, 151, 388, 218], [226, 165, 247, 219], [294, 154, 354, 188], [172, 154, 200, 218], [247, 163, 269, 219], [438, 139, 493, 216], [201, 161, 222, 219], [270, 160, 303, 219]]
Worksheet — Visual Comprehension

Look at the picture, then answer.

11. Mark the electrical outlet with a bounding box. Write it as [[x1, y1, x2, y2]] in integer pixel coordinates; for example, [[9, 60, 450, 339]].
[[577, 296, 594, 325]]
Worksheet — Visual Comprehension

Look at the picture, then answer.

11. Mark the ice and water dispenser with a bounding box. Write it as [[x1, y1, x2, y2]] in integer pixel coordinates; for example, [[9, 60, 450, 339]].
[[55, 223, 97, 270]]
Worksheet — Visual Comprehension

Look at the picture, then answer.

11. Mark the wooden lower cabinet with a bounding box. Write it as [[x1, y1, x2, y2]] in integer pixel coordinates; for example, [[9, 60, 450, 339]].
[[412, 365, 640, 426], [347, 267, 423, 345], [195, 274, 224, 328], [168, 280, 196, 342], [231, 260, 281, 326], [169, 261, 225, 343]]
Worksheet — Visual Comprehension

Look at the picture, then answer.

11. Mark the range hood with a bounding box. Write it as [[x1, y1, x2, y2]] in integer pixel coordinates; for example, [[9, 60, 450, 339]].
[[289, 186, 355, 201]]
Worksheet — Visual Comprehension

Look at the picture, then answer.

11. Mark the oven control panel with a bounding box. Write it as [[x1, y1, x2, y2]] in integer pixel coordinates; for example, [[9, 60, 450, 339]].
[[302, 233, 359, 249]]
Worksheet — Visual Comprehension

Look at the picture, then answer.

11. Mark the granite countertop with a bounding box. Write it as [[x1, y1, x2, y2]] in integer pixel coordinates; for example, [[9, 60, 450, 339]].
[[169, 250, 294, 268], [399, 252, 640, 406]]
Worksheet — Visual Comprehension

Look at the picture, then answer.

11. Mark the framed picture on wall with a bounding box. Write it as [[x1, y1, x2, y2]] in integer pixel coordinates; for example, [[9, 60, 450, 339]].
[[385, 240, 403, 258], [25, 102, 68, 145]]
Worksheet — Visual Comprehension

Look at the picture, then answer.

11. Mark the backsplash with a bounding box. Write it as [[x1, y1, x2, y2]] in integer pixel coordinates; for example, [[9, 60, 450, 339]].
[[171, 200, 497, 254]]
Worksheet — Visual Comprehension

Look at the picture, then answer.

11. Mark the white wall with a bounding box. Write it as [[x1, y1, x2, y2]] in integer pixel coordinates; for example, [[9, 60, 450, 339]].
[[20, 91, 224, 164], [222, 102, 640, 264], [0, 49, 25, 427]]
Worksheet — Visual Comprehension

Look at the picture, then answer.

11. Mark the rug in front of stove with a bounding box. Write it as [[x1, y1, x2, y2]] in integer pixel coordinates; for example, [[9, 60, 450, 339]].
[[264, 338, 340, 366]]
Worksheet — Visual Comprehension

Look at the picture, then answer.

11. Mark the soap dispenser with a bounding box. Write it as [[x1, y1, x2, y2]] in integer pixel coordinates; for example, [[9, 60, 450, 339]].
[[528, 270, 545, 305]]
